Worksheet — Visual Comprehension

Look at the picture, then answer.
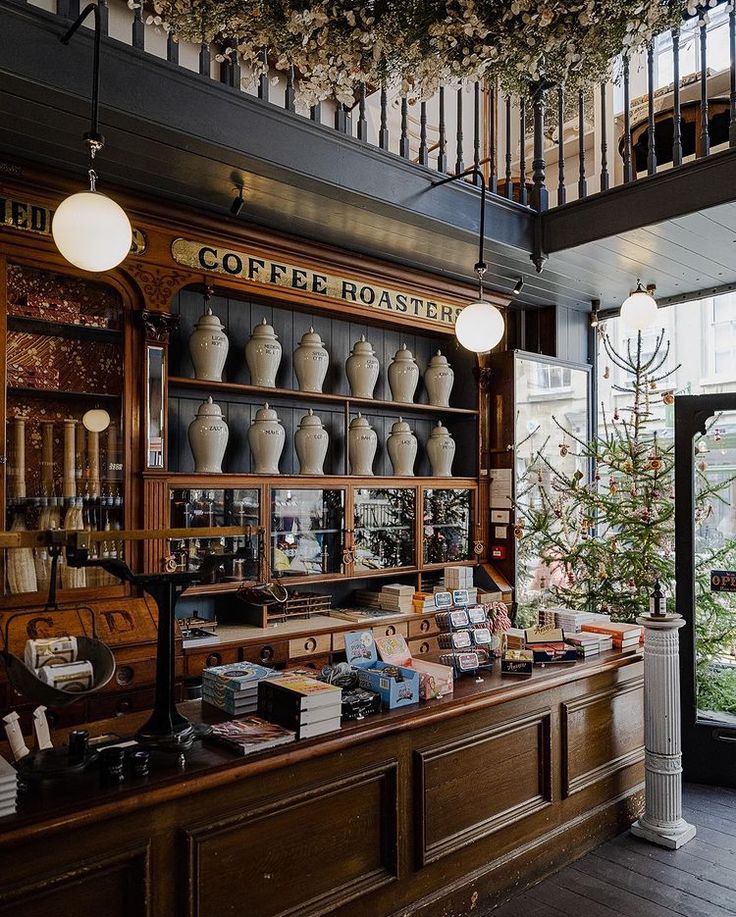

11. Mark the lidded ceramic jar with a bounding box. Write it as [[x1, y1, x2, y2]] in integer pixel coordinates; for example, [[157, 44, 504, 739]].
[[295, 410, 329, 476], [294, 327, 329, 393], [426, 421, 456, 477], [348, 413, 377, 476], [387, 417, 418, 477], [189, 309, 229, 382], [245, 318, 282, 388], [345, 335, 379, 398], [424, 350, 454, 407], [188, 397, 228, 473], [247, 403, 285, 475], [388, 344, 419, 404]]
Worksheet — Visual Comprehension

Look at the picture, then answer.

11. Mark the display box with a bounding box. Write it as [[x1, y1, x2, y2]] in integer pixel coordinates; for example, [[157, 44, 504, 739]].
[[501, 649, 534, 676], [375, 633, 454, 700], [344, 630, 420, 709], [524, 627, 578, 664]]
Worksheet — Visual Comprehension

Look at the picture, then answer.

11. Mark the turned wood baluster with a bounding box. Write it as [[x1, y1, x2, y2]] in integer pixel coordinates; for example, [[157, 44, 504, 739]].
[[357, 84, 368, 142], [519, 98, 528, 205], [489, 84, 498, 194], [132, 0, 144, 49], [557, 85, 566, 204], [623, 55, 633, 182], [599, 82, 610, 191], [199, 43, 210, 77], [647, 41, 657, 174], [455, 86, 465, 174], [311, 102, 322, 123], [379, 80, 389, 151], [578, 90, 588, 199], [473, 82, 482, 185], [730, 6, 736, 146], [700, 14, 710, 156], [167, 30, 178, 64], [505, 95, 513, 199], [258, 49, 269, 102], [400, 96, 410, 158], [285, 65, 296, 112], [438, 86, 448, 172], [531, 84, 548, 211], [335, 102, 350, 134], [673, 27, 683, 166], [419, 101, 429, 166]]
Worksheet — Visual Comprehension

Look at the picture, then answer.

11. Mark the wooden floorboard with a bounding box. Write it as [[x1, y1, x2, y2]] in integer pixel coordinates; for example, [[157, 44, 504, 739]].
[[486, 785, 736, 917]]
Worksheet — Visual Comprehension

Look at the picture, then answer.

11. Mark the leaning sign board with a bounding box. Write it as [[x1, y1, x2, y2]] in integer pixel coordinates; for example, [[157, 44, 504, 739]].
[[710, 570, 736, 592]]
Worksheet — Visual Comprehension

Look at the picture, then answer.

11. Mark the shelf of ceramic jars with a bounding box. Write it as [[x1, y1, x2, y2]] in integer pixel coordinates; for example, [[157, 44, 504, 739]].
[[161, 473, 479, 486], [168, 376, 478, 417]]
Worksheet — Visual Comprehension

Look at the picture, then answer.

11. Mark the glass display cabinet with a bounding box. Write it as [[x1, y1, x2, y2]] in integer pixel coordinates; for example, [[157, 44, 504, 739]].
[[271, 488, 345, 577], [422, 488, 473, 564], [169, 487, 260, 581], [353, 487, 416, 572]]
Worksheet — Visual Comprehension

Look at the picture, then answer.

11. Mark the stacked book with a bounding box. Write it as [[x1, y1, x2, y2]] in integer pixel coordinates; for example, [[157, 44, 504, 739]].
[[202, 661, 279, 715], [444, 565, 474, 590], [354, 589, 382, 609], [379, 583, 414, 613], [206, 716, 296, 757], [564, 632, 611, 658], [0, 756, 17, 818], [259, 675, 342, 740], [412, 591, 436, 613], [581, 621, 643, 650], [552, 609, 611, 633]]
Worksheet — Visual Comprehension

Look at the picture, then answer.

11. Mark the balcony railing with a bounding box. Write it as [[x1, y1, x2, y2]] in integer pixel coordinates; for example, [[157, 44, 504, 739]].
[[17, 0, 736, 213]]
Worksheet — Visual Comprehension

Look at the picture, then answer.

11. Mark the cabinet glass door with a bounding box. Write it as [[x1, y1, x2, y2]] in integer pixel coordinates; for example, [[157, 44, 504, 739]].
[[169, 488, 260, 580], [271, 489, 345, 577], [353, 488, 416, 571], [423, 488, 473, 564]]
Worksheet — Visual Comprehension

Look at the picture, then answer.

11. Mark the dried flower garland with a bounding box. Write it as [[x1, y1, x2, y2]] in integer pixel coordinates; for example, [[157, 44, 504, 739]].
[[148, 0, 690, 101]]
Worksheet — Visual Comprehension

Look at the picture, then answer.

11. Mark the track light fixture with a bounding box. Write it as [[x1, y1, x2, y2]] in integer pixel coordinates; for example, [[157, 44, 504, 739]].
[[230, 186, 245, 217], [432, 168, 505, 353], [512, 277, 524, 296], [590, 299, 600, 328], [52, 1, 132, 273]]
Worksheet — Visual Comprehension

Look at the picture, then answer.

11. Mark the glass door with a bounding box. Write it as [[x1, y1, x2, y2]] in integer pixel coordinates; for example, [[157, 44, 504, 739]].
[[676, 393, 736, 787]]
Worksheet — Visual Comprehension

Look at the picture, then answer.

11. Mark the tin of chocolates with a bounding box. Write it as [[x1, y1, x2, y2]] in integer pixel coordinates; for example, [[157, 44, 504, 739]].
[[471, 627, 493, 646], [434, 591, 453, 609], [341, 687, 381, 721], [452, 589, 470, 607], [438, 630, 472, 650], [439, 651, 481, 673], [467, 606, 487, 625]]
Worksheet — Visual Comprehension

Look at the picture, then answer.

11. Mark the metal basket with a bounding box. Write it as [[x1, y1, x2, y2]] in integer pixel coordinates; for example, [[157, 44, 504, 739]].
[[1, 607, 116, 708]]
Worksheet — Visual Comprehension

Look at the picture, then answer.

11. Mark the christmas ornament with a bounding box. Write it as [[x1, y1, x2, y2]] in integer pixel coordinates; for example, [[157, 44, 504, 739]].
[[662, 391, 674, 405]]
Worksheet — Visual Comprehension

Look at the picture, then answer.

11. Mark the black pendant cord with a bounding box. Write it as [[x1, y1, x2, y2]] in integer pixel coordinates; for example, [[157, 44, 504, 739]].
[[431, 166, 488, 296], [61, 1, 107, 166]]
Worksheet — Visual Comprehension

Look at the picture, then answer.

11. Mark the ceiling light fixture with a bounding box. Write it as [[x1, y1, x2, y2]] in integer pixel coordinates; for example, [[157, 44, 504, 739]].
[[230, 185, 245, 217], [52, 1, 132, 273], [620, 279, 658, 331], [433, 168, 505, 353], [512, 277, 524, 296]]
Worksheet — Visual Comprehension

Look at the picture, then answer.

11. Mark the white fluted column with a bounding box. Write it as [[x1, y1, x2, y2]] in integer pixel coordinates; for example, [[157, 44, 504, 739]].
[[631, 612, 696, 849]]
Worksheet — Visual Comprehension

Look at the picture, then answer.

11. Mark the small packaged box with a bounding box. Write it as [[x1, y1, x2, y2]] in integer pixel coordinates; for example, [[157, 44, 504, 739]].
[[452, 589, 470, 607], [374, 633, 453, 700], [439, 651, 482, 675], [467, 605, 487, 626], [435, 608, 470, 632], [345, 631, 420, 709], [524, 627, 578, 664], [434, 591, 453, 609], [501, 649, 534, 676], [437, 630, 472, 650]]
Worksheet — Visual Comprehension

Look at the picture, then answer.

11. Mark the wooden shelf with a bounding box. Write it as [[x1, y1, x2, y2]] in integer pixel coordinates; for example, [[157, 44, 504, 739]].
[[7, 315, 122, 343], [168, 376, 479, 417], [164, 473, 479, 486], [7, 386, 121, 402]]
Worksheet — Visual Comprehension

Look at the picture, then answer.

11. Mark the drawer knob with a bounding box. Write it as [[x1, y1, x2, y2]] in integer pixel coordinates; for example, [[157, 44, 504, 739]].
[[304, 638, 317, 652], [421, 620, 430, 632], [260, 645, 274, 662], [116, 699, 132, 715], [420, 642, 430, 654], [386, 626, 396, 636], [116, 665, 134, 686], [207, 653, 222, 667]]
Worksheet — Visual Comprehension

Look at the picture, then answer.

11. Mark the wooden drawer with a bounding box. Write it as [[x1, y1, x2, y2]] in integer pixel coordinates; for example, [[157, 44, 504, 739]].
[[240, 641, 289, 667], [288, 633, 332, 659], [87, 687, 157, 720], [372, 622, 408, 641], [408, 616, 438, 639], [104, 656, 184, 693], [332, 630, 347, 652], [408, 636, 441, 657], [185, 646, 239, 676]]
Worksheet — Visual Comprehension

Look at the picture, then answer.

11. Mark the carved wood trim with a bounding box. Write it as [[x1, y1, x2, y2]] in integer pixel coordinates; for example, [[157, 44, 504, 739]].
[[0, 843, 151, 912], [182, 761, 399, 917], [561, 676, 645, 798], [414, 708, 552, 867], [140, 309, 180, 343], [126, 262, 191, 311], [143, 478, 169, 573]]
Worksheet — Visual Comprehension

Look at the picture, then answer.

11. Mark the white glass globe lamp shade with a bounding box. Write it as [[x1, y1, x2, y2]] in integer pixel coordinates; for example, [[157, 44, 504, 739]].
[[52, 187, 132, 273], [455, 299, 505, 353], [620, 281, 658, 331]]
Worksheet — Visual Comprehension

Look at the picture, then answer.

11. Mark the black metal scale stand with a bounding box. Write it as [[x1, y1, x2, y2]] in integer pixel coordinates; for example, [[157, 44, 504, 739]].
[[67, 549, 241, 754]]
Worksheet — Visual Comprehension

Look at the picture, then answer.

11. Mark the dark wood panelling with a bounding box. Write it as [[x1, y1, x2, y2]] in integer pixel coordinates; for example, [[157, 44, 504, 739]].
[[561, 677, 644, 798], [183, 762, 399, 917], [0, 845, 150, 917], [414, 709, 552, 866]]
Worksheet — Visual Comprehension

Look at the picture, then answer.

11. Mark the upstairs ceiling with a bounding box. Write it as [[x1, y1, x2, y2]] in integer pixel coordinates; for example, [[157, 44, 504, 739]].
[[2, 1, 736, 315]]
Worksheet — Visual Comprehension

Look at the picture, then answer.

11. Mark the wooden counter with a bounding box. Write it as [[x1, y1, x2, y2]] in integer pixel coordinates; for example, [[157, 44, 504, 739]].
[[0, 651, 645, 917]]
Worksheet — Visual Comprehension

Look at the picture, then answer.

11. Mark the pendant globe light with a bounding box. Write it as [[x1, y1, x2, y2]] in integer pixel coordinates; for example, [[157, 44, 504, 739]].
[[620, 280, 658, 331], [52, 1, 132, 273], [433, 167, 506, 353]]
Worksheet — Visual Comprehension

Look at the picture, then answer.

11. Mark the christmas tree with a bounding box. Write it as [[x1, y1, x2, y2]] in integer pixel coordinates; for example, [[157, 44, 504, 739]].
[[515, 326, 736, 714]]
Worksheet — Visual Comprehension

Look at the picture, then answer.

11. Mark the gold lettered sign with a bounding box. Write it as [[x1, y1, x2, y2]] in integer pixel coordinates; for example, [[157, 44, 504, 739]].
[[0, 196, 147, 254], [171, 237, 462, 328], [710, 570, 736, 592]]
